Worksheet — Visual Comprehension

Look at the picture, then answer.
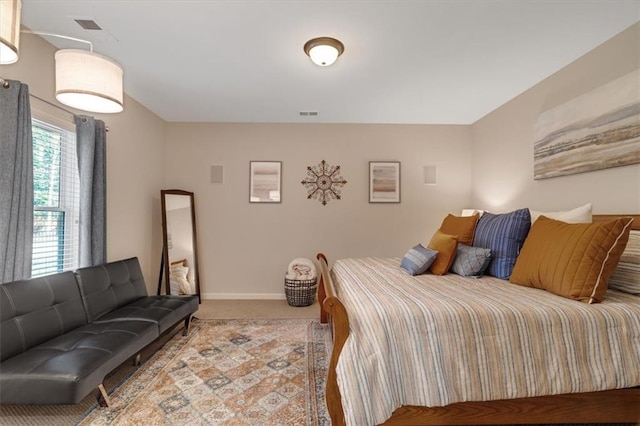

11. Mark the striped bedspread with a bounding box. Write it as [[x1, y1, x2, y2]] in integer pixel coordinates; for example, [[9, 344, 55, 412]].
[[331, 257, 640, 426]]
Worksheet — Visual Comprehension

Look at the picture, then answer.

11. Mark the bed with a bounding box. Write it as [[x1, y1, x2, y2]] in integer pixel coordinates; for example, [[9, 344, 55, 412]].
[[317, 214, 640, 426]]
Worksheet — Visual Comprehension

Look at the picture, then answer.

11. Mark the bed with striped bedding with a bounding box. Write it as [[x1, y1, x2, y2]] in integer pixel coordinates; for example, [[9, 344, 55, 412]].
[[319, 252, 640, 426]]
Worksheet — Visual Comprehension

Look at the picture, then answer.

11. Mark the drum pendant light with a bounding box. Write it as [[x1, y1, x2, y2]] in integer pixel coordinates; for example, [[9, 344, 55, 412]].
[[55, 49, 124, 113], [0, 0, 21, 64]]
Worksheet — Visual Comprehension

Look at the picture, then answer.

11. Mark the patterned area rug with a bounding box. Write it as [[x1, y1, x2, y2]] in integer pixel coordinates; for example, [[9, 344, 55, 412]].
[[80, 319, 331, 425]]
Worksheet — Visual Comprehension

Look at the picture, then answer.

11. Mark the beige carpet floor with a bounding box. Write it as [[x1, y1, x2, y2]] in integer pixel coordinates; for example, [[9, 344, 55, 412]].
[[195, 299, 320, 321]]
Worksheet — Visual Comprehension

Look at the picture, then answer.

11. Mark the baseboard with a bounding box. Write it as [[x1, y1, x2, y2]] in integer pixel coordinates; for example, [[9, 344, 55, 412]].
[[201, 293, 287, 300]]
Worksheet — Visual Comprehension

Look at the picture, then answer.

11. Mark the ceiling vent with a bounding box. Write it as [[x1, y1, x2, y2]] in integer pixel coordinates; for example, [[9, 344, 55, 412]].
[[74, 19, 102, 30]]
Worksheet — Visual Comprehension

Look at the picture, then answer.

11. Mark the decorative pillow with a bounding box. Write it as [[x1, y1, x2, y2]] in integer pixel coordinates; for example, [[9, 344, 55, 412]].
[[400, 244, 438, 276], [170, 264, 189, 278], [473, 208, 531, 280], [510, 216, 634, 303], [608, 230, 640, 295], [427, 231, 458, 275], [170, 275, 192, 295], [170, 264, 191, 294], [438, 213, 480, 245], [450, 244, 492, 277], [529, 203, 592, 224]]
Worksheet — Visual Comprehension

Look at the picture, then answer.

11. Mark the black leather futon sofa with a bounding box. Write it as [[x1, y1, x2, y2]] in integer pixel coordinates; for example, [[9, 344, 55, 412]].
[[0, 257, 198, 406]]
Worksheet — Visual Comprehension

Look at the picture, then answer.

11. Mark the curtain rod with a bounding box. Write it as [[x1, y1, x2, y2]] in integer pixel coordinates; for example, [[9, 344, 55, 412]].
[[30, 93, 76, 117], [1, 76, 109, 131]]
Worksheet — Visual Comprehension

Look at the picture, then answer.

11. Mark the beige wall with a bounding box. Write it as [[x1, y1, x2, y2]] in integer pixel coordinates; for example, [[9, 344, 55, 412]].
[[471, 23, 640, 214], [165, 123, 472, 298], [4, 24, 638, 299], [0, 33, 167, 292]]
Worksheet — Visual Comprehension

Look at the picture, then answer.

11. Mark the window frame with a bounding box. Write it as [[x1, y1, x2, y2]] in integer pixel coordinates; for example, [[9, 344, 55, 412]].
[[31, 111, 80, 277]]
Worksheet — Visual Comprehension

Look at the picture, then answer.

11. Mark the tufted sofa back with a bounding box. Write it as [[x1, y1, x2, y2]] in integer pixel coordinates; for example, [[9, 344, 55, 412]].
[[0, 272, 88, 362], [75, 257, 148, 322]]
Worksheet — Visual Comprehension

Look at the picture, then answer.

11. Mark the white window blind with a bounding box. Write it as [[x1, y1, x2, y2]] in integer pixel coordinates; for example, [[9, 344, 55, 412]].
[[31, 118, 80, 277]]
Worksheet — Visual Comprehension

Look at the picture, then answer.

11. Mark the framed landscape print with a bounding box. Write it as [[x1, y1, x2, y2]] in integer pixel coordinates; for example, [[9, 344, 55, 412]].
[[369, 161, 400, 203], [533, 69, 640, 180], [249, 161, 281, 203]]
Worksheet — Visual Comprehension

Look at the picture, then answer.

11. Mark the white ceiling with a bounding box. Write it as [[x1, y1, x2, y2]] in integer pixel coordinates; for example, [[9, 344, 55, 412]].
[[19, 0, 640, 124]]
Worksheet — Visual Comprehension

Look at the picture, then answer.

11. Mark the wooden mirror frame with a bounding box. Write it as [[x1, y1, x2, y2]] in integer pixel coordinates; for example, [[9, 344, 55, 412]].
[[160, 189, 201, 303]]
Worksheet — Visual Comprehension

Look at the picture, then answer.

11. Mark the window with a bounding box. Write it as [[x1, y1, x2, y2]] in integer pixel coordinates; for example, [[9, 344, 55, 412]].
[[31, 118, 80, 277]]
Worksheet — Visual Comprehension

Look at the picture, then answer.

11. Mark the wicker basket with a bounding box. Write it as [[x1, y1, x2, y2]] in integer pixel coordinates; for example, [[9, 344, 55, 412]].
[[284, 277, 317, 307]]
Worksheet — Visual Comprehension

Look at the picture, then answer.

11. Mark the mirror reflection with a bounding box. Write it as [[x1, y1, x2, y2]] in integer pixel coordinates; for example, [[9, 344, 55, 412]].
[[160, 189, 201, 302]]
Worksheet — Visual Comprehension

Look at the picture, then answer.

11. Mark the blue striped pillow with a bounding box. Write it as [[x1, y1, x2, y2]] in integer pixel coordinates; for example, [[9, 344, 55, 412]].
[[473, 208, 531, 279], [400, 244, 438, 275]]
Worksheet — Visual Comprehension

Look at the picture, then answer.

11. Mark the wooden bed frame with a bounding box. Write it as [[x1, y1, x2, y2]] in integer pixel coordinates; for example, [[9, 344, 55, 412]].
[[317, 214, 640, 425]]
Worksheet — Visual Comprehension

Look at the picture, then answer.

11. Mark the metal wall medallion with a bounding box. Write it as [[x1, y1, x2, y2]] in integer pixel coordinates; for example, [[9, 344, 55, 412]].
[[301, 160, 347, 205]]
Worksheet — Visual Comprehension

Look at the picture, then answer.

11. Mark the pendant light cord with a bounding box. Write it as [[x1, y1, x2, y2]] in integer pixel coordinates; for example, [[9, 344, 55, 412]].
[[21, 29, 93, 51]]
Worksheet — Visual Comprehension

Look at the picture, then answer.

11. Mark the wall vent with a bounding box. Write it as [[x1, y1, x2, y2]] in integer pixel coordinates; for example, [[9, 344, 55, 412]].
[[423, 165, 437, 185], [210, 165, 224, 184], [299, 111, 318, 117], [74, 19, 102, 30]]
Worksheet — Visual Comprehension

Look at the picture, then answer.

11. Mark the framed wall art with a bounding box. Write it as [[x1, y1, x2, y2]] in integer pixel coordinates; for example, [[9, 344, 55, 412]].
[[533, 69, 640, 180], [249, 161, 281, 203], [369, 161, 400, 203]]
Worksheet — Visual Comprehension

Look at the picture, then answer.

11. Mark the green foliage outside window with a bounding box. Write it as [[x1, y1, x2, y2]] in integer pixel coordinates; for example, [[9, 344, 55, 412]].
[[31, 121, 76, 277], [32, 124, 61, 208]]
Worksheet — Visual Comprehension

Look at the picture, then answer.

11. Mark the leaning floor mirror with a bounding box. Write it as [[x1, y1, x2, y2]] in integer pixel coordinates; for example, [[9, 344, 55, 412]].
[[160, 189, 201, 303]]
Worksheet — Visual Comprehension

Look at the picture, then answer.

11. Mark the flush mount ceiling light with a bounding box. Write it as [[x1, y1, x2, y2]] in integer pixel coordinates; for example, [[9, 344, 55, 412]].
[[303, 37, 344, 67], [0, 0, 21, 64], [55, 48, 124, 113]]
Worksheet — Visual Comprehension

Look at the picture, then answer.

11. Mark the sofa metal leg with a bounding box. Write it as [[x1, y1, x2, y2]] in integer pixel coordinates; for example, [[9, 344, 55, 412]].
[[132, 353, 141, 366], [97, 383, 111, 407], [182, 315, 192, 336]]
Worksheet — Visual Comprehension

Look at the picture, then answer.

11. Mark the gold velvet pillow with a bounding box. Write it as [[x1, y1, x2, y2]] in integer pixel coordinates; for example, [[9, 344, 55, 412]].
[[428, 230, 458, 275], [509, 216, 633, 303], [439, 213, 479, 246]]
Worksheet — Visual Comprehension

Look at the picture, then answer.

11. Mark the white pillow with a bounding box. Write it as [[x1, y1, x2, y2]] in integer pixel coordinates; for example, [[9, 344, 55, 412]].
[[170, 275, 192, 294], [169, 264, 191, 294], [529, 203, 592, 224]]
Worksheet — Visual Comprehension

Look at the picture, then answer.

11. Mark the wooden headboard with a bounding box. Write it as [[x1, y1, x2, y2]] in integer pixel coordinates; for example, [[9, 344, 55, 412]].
[[592, 214, 640, 230]]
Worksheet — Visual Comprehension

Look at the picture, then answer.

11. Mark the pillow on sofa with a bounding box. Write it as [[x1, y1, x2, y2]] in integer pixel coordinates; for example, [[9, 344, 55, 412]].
[[450, 244, 492, 277], [510, 216, 633, 303], [400, 244, 438, 276], [438, 213, 480, 245], [608, 230, 640, 295], [473, 208, 531, 280], [529, 203, 592, 224], [427, 231, 458, 275]]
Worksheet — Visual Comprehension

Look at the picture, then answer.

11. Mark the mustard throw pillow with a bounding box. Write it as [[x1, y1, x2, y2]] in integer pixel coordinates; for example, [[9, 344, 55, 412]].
[[439, 213, 479, 246], [428, 230, 458, 275], [509, 216, 633, 303]]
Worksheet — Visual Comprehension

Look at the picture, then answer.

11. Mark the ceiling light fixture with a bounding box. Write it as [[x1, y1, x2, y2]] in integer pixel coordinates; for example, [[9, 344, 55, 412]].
[[55, 49, 124, 113], [14, 28, 124, 114], [304, 37, 344, 67], [0, 0, 21, 64], [18, 29, 124, 113]]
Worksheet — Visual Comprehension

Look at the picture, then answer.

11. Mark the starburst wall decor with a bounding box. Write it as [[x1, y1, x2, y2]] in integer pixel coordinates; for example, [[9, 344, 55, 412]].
[[301, 160, 347, 205]]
